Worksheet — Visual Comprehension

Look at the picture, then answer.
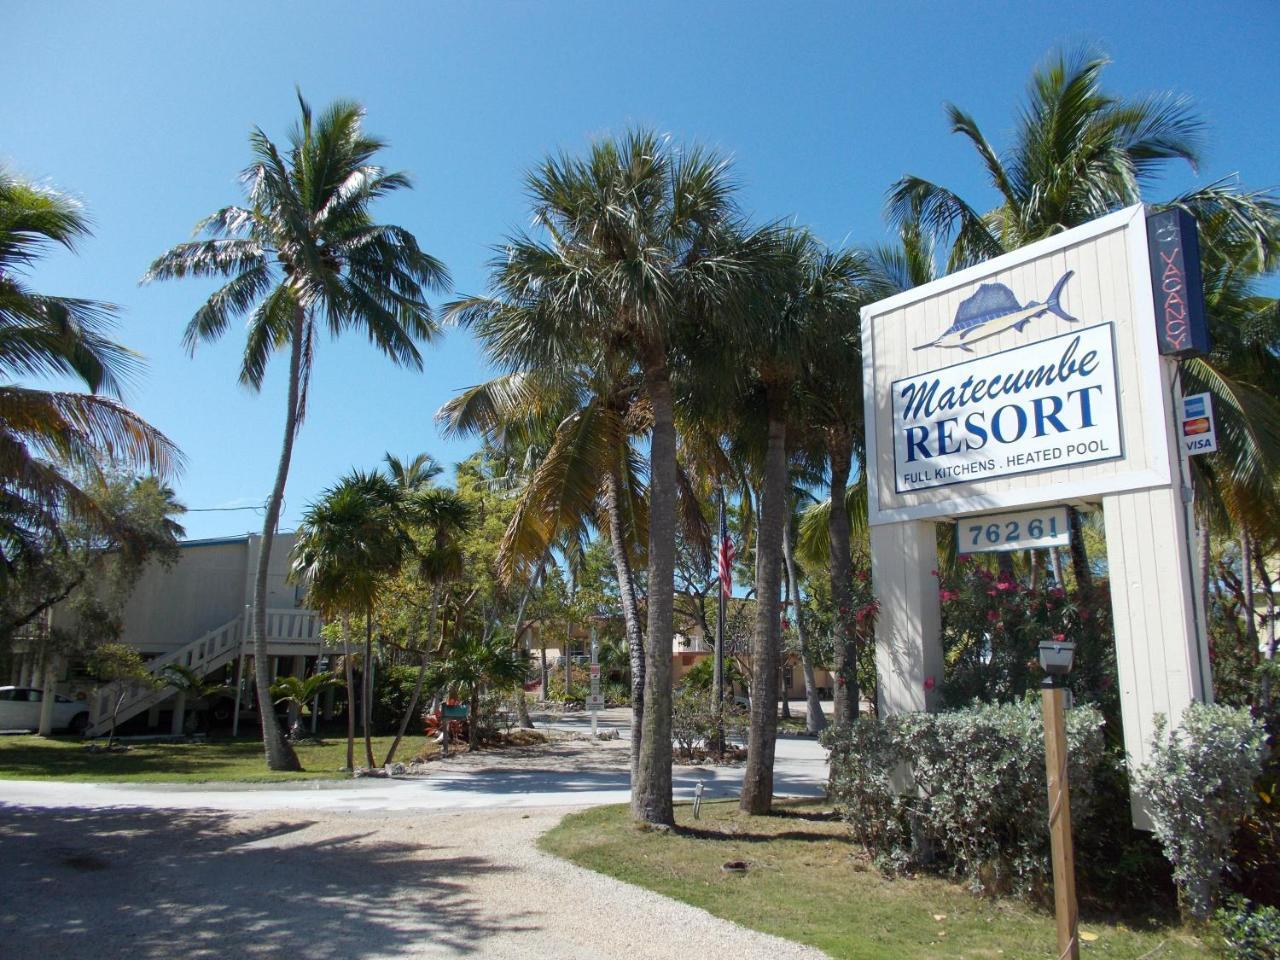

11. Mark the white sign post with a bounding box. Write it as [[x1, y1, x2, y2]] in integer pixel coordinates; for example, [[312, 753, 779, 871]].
[[862, 203, 1213, 826]]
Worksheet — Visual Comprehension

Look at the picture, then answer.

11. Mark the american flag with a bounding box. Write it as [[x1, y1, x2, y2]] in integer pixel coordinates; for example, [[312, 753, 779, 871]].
[[717, 507, 735, 600]]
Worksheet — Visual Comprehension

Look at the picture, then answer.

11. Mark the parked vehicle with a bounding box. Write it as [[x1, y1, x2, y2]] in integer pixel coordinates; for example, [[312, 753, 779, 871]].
[[0, 686, 91, 734]]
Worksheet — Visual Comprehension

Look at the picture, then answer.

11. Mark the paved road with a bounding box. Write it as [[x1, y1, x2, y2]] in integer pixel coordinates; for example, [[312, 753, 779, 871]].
[[0, 709, 830, 813]]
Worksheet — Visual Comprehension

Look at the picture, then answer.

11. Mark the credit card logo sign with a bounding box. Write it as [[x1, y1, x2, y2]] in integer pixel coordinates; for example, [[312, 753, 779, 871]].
[[1183, 395, 1207, 418], [1183, 417, 1210, 436]]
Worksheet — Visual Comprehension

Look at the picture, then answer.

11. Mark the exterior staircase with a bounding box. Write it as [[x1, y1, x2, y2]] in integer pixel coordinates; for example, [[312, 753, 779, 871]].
[[86, 608, 321, 737]]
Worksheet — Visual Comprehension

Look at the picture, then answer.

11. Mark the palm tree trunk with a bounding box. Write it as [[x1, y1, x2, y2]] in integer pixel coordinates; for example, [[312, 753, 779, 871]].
[[251, 306, 305, 772], [1029, 550, 1040, 590], [469, 687, 481, 749], [1050, 547, 1065, 586], [511, 557, 544, 729], [1242, 530, 1259, 651], [634, 359, 675, 826], [342, 615, 355, 771], [1197, 516, 1212, 650], [363, 609, 375, 768], [783, 513, 826, 735], [1067, 507, 1092, 591], [603, 467, 647, 790], [826, 429, 858, 724], [742, 404, 788, 815], [779, 561, 792, 721]]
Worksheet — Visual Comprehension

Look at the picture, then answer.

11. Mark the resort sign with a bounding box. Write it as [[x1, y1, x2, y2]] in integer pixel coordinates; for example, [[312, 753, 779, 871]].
[[862, 204, 1213, 826], [892, 324, 1122, 493]]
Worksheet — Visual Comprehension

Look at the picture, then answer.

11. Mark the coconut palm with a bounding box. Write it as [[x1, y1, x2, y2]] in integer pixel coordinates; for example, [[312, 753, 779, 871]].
[[381, 484, 475, 765], [145, 94, 449, 771], [887, 50, 1280, 583], [887, 49, 1205, 271], [447, 131, 758, 825], [385, 451, 443, 492], [1, 170, 180, 582]]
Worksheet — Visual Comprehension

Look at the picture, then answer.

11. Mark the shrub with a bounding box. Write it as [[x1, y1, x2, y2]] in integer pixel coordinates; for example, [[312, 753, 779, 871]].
[[823, 698, 1107, 895], [544, 664, 590, 702], [671, 687, 748, 762], [936, 562, 1118, 720], [373, 664, 433, 732], [821, 719, 912, 872], [1135, 703, 1268, 921], [1214, 896, 1280, 960]]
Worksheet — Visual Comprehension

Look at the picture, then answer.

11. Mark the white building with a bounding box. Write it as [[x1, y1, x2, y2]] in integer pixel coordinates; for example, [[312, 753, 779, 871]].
[[9, 532, 323, 736]]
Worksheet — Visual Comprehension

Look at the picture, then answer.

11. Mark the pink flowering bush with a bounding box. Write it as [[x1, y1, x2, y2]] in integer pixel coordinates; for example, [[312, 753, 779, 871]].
[[935, 561, 1118, 720]]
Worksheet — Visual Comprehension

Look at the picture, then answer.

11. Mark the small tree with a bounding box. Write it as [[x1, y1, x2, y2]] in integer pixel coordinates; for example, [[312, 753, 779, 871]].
[[90, 643, 160, 749], [270, 672, 343, 741], [160, 664, 232, 735]]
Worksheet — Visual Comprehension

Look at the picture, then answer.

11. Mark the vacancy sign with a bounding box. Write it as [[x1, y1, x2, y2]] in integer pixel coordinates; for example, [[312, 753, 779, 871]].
[[1180, 392, 1217, 456]]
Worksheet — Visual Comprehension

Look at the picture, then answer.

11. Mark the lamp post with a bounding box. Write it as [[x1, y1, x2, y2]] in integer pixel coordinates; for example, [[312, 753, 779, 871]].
[[1038, 638, 1079, 960]]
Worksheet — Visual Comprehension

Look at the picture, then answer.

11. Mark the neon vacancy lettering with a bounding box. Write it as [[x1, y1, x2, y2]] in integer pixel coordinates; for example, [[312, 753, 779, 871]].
[[897, 335, 1104, 464]]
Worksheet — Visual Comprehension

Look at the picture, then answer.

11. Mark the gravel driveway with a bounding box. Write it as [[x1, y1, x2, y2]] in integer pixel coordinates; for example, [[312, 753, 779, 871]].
[[0, 803, 827, 959]]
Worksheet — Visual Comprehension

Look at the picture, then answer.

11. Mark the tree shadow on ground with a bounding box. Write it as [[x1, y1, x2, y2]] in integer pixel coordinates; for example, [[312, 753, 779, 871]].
[[0, 805, 535, 959]]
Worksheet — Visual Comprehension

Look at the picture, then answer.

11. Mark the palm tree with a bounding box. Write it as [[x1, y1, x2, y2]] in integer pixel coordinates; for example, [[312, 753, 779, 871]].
[[160, 663, 232, 735], [145, 94, 449, 771], [269, 671, 342, 740], [887, 49, 1205, 272], [431, 633, 529, 749], [291, 471, 413, 770], [385, 451, 442, 491], [438, 362, 650, 754], [726, 228, 862, 814], [382, 484, 475, 765], [887, 51, 1280, 592], [448, 131, 757, 825], [1, 169, 180, 585]]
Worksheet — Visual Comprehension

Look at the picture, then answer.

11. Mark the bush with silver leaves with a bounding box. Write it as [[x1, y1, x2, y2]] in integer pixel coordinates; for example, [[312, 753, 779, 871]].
[[823, 698, 1107, 895], [1134, 703, 1267, 922]]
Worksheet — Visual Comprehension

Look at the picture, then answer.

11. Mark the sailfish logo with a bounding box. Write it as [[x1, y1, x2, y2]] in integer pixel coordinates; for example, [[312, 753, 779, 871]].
[[916, 271, 1078, 352]]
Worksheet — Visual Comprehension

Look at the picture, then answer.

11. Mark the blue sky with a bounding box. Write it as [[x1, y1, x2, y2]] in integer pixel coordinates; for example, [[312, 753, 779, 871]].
[[6, 1, 1277, 539]]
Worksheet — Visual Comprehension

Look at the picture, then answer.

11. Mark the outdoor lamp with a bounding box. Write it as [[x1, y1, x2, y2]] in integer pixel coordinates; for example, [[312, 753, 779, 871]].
[[1038, 639, 1076, 685]]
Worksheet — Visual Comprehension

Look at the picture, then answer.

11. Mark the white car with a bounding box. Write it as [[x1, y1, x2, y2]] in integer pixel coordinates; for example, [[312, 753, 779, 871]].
[[0, 686, 91, 734]]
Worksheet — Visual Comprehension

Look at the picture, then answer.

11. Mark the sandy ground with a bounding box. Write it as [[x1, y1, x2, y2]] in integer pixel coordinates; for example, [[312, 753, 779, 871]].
[[0, 803, 827, 960]]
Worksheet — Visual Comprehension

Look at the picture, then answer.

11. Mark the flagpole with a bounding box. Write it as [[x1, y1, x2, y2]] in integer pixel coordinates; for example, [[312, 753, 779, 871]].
[[715, 488, 726, 712]]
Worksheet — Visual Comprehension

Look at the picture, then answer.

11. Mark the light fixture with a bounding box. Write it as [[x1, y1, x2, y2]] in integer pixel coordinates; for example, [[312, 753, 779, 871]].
[[1038, 639, 1076, 685]]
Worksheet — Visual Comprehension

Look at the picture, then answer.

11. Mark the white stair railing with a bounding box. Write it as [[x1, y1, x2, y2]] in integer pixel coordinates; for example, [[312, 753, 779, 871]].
[[86, 609, 320, 737]]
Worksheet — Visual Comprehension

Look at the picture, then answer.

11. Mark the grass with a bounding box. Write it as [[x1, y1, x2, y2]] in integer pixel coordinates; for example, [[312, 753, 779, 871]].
[[0, 734, 440, 783], [539, 799, 1208, 960]]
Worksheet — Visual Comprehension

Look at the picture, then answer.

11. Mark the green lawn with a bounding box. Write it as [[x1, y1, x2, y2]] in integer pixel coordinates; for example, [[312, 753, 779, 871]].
[[0, 734, 438, 782], [539, 800, 1209, 960]]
